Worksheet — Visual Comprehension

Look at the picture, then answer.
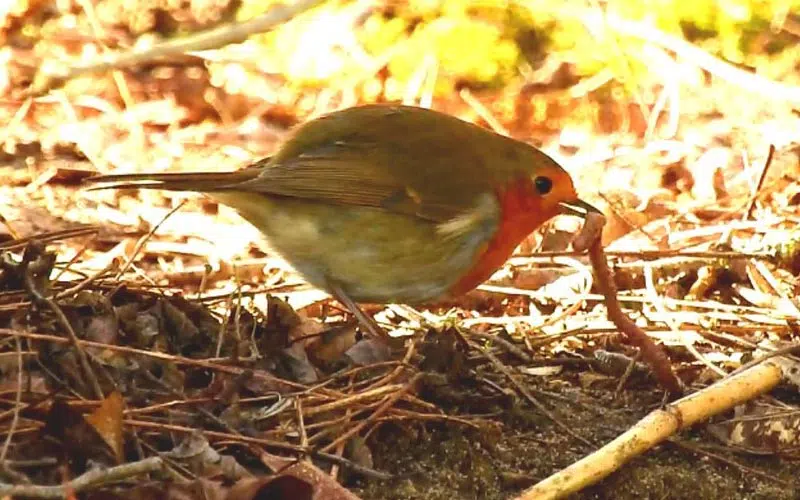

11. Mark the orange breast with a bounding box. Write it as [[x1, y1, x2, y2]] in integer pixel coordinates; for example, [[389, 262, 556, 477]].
[[448, 177, 554, 297]]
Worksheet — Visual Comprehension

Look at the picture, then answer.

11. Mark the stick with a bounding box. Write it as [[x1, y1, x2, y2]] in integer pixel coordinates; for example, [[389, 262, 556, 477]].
[[0, 456, 162, 498], [27, 0, 328, 96], [480, 346, 593, 448], [21, 243, 105, 399], [516, 361, 783, 499]]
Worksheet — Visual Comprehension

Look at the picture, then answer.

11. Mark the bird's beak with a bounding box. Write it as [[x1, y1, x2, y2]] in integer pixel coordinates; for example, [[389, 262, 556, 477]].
[[558, 199, 603, 218]]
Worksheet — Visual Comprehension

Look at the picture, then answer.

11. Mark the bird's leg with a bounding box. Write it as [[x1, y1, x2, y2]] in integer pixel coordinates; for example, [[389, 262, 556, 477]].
[[329, 283, 388, 339]]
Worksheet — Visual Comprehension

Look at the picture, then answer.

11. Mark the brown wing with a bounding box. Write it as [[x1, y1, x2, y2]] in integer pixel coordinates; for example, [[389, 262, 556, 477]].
[[234, 105, 541, 222], [85, 163, 265, 192], [88, 105, 561, 224]]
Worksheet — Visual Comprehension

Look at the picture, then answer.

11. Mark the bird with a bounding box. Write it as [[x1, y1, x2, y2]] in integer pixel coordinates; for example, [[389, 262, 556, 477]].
[[87, 104, 601, 338]]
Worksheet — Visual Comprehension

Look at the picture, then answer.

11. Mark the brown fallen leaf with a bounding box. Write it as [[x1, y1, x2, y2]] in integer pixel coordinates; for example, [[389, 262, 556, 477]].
[[168, 432, 250, 480], [276, 342, 318, 384], [707, 401, 800, 456], [85, 390, 126, 464], [304, 323, 358, 369], [344, 338, 392, 366], [42, 399, 118, 469]]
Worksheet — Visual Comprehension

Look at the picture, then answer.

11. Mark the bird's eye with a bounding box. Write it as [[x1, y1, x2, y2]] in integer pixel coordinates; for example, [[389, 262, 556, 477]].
[[534, 176, 553, 195]]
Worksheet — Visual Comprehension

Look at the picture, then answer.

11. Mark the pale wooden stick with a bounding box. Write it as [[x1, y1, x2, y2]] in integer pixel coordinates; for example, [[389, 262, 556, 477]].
[[515, 361, 784, 500], [28, 0, 327, 96], [0, 457, 162, 498]]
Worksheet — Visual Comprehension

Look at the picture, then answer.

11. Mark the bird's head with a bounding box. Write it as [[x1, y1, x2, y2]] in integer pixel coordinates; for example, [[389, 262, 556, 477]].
[[502, 150, 602, 229]]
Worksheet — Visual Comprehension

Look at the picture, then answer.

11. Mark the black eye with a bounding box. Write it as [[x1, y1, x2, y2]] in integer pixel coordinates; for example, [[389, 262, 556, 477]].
[[534, 176, 553, 195]]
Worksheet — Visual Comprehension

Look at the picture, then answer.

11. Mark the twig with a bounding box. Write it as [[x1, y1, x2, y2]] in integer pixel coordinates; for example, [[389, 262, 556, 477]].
[[459, 88, 511, 136], [717, 145, 777, 247], [127, 419, 306, 453], [597, 192, 661, 245], [317, 448, 394, 481], [141, 370, 242, 435], [469, 331, 533, 364], [743, 144, 776, 221], [75, 0, 135, 109], [112, 200, 187, 283], [304, 384, 403, 417], [135, 440, 193, 482], [0, 214, 20, 240], [587, 240, 683, 394], [668, 439, 790, 487], [643, 264, 725, 378], [328, 411, 349, 480], [51, 239, 92, 282], [1, 458, 58, 468], [0, 463, 31, 485], [0, 227, 99, 252], [297, 398, 309, 456], [0, 328, 315, 395], [725, 343, 800, 379], [214, 286, 235, 358], [125, 393, 280, 416], [129, 418, 393, 480], [512, 249, 768, 260], [0, 456, 162, 498], [54, 257, 119, 300], [517, 361, 783, 499], [27, 0, 328, 96], [362, 338, 418, 391], [320, 373, 423, 453], [588, 1, 651, 129], [479, 346, 593, 448], [21, 243, 104, 399], [0, 337, 23, 462], [613, 350, 641, 397], [475, 285, 800, 321], [0, 96, 32, 148]]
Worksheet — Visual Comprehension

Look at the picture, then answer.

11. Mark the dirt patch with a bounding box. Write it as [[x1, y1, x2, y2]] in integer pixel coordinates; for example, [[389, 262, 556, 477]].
[[357, 385, 797, 499]]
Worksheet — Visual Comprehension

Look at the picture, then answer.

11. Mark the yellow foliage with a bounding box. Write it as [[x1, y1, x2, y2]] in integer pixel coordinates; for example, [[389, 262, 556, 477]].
[[228, 0, 799, 94], [388, 17, 519, 88]]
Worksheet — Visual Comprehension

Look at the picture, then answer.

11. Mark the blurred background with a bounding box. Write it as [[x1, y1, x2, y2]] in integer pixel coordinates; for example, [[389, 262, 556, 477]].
[[2, 0, 800, 247]]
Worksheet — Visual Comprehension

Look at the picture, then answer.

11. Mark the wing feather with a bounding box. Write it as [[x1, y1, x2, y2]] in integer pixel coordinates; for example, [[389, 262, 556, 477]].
[[234, 105, 534, 222]]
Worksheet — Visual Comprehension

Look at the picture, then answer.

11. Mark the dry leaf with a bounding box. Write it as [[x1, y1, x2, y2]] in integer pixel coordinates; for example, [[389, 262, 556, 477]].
[[85, 390, 125, 464], [304, 323, 357, 367], [169, 433, 250, 480], [707, 402, 800, 456], [344, 338, 392, 366], [277, 343, 318, 383], [42, 399, 117, 468]]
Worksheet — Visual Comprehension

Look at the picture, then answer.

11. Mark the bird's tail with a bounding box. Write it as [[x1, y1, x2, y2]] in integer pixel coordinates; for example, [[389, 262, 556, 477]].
[[85, 164, 265, 193]]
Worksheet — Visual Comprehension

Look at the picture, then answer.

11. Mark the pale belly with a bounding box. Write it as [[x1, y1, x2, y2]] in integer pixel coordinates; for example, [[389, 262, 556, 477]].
[[212, 192, 499, 304]]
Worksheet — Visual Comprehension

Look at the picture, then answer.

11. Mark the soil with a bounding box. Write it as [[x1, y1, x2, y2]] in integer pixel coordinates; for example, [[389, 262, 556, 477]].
[[355, 383, 799, 499]]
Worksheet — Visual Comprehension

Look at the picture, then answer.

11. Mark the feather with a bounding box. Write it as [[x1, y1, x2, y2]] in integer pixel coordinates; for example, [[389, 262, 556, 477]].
[[86, 163, 265, 192], [85, 105, 566, 225]]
